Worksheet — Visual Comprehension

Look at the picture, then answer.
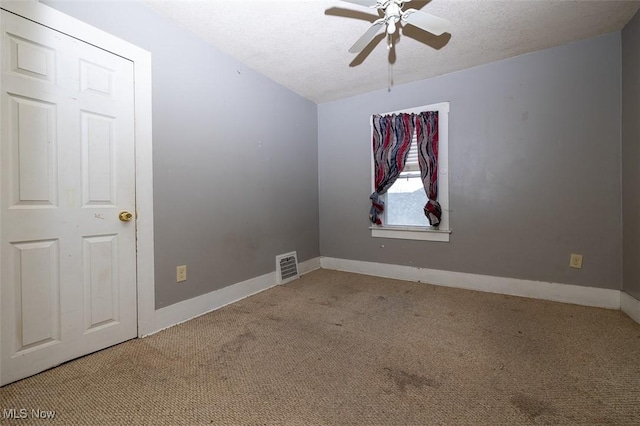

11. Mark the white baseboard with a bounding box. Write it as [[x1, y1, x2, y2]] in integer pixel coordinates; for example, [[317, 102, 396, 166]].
[[621, 292, 640, 325], [320, 257, 621, 310], [299, 256, 321, 275], [141, 255, 623, 337], [141, 256, 320, 337]]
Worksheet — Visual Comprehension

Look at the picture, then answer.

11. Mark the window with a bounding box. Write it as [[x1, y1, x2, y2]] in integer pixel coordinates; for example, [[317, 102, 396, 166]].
[[370, 102, 450, 242]]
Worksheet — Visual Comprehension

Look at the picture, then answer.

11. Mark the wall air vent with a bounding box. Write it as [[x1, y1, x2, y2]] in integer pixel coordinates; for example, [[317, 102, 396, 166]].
[[276, 251, 299, 284]]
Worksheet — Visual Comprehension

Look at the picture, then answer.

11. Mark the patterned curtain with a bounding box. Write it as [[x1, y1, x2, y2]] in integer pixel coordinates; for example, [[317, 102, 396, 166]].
[[415, 111, 442, 227], [369, 113, 415, 225]]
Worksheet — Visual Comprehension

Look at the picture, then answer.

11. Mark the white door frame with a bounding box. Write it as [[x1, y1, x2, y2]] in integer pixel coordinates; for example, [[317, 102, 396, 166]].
[[0, 0, 155, 383]]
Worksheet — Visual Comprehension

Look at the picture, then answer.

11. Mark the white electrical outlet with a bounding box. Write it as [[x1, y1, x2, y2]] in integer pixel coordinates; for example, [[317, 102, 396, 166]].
[[569, 254, 583, 269], [176, 265, 187, 282]]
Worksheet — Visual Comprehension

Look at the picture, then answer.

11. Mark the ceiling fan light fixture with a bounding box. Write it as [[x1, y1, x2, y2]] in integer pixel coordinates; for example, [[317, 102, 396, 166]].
[[387, 20, 396, 34], [341, 0, 451, 54]]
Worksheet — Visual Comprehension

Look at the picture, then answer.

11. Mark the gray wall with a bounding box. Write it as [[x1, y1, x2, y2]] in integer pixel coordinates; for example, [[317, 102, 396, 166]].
[[623, 11, 640, 300], [43, 1, 319, 308], [319, 33, 622, 290]]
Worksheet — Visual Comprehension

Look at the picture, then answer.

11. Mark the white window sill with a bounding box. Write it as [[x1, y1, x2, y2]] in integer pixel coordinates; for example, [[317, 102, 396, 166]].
[[370, 226, 451, 242]]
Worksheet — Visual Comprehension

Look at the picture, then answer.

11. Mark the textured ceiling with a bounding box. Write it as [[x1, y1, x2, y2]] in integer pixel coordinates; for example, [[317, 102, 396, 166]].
[[142, 0, 640, 103]]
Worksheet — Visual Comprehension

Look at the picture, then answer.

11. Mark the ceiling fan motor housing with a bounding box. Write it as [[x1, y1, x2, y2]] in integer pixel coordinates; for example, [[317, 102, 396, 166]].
[[385, 2, 402, 33]]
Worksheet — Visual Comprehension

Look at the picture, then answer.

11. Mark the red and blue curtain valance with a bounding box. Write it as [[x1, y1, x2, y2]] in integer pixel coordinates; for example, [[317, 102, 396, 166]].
[[369, 111, 442, 227]]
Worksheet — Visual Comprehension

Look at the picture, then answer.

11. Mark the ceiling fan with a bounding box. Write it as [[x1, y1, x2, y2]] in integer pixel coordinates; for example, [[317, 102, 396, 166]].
[[341, 0, 451, 53]]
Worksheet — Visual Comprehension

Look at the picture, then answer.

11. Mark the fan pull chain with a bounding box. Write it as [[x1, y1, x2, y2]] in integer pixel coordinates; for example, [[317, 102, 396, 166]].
[[387, 33, 394, 91]]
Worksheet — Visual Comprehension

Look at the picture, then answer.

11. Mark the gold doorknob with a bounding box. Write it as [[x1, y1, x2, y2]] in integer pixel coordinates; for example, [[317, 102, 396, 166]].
[[119, 211, 133, 222]]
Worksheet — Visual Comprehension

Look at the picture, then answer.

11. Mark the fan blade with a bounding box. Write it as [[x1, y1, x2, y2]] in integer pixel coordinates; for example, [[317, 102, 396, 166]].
[[402, 9, 450, 36], [341, 0, 379, 7], [349, 19, 385, 53]]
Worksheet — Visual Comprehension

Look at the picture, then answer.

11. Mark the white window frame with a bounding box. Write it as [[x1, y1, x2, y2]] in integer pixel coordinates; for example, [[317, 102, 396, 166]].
[[370, 102, 450, 242]]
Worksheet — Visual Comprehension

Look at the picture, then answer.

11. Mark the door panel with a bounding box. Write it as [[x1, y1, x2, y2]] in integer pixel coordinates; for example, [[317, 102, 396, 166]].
[[1, 10, 137, 385], [82, 234, 119, 332], [8, 33, 56, 82], [12, 239, 60, 352], [82, 111, 116, 206], [9, 94, 58, 206]]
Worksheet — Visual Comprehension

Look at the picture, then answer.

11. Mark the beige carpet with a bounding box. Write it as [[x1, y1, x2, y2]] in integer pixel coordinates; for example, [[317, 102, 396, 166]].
[[1, 269, 639, 425]]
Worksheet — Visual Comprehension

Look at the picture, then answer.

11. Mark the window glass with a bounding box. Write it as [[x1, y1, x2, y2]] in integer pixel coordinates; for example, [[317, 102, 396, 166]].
[[386, 173, 430, 227]]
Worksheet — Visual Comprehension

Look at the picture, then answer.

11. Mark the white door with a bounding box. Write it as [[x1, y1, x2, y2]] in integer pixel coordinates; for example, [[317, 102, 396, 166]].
[[0, 10, 137, 385]]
